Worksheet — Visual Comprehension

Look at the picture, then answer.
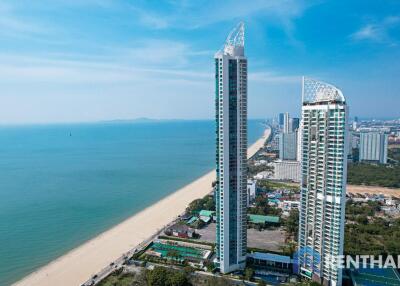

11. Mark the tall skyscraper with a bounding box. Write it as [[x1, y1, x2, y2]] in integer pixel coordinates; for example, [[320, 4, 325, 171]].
[[279, 113, 285, 127], [298, 77, 348, 286], [291, 117, 300, 132], [284, 112, 290, 133], [215, 22, 247, 274], [359, 131, 388, 164], [279, 132, 298, 160]]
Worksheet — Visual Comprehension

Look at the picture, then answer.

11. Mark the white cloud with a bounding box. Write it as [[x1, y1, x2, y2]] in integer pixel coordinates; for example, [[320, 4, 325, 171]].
[[0, 49, 211, 86], [130, 0, 314, 32], [351, 15, 400, 45], [0, 2, 50, 37]]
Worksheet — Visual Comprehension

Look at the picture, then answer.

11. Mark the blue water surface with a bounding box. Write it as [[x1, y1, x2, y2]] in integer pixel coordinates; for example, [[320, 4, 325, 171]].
[[0, 119, 264, 285]]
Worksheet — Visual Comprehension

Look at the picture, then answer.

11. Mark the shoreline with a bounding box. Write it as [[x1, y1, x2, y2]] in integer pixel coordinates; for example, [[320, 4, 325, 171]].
[[13, 127, 271, 286]]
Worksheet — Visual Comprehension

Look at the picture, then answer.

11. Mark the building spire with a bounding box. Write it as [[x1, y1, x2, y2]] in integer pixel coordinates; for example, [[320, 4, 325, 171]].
[[225, 21, 245, 48], [222, 22, 245, 57]]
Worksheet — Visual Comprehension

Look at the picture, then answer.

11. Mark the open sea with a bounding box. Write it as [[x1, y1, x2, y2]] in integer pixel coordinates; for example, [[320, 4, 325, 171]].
[[0, 119, 265, 285]]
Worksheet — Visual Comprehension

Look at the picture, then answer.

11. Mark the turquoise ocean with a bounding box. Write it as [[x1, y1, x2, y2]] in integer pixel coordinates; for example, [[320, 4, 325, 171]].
[[0, 120, 265, 285]]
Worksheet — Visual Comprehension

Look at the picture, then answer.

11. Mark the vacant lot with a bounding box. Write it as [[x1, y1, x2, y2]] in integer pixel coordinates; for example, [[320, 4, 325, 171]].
[[196, 223, 286, 252], [277, 181, 400, 198], [347, 185, 400, 198]]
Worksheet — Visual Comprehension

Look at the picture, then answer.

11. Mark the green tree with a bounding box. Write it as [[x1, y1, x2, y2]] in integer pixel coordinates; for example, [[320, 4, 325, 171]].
[[257, 280, 267, 286], [285, 209, 299, 240], [146, 267, 190, 286], [244, 267, 254, 281], [146, 267, 167, 286], [166, 271, 188, 286]]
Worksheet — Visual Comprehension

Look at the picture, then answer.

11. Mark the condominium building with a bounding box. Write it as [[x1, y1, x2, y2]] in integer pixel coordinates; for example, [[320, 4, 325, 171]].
[[298, 77, 348, 286], [279, 113, 285, 127], [271, 160, 301, 182], [279, 131, 298, 160], [215, 22, 247, 274], [291, 117, 300, 132], [284, 112, 290, 133], [246, 180, 257, 207], [359, 131, 388, 164]]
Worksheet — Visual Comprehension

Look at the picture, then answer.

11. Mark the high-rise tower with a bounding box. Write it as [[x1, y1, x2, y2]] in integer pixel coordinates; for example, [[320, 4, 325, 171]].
[[298, 77, 348, 286], [284, 112, 290, 133], [215, 22, 247, 274]]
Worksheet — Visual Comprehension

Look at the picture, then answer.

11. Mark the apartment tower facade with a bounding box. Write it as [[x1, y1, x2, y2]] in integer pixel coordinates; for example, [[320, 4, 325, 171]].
[[215, 22, 248, 274], [298, 77, 349, 286], [359, 131, 388, 164]]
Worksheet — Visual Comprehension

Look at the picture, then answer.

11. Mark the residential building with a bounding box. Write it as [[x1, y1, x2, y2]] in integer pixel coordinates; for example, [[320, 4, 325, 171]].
[[165, 224, 195, 238], [291, 117, 300, 132], [298, 77, 349, 286], [247, 180, 257, 206], [271, 160, 301, 182], [280, 200, 300, 212], [359, 131, 388, 164], [297, 122, 303, 162], [279, 131, 298, 160], [279, 113, 285, 127], [284, 112, 290, 133], [215, 22, 247, 274]]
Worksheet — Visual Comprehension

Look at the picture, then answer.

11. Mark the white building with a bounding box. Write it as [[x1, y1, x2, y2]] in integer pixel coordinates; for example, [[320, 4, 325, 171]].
[[254, 171, 271, 180], [284, 112, 290, 133], [359, 131, 388, 164], [215, 22, 247, 274], [271, 160, 301, 182], [247, 180, 257, 206], [298, 77, 348, 286], [297, 122, 303, 162], [280, 200, 300, 212]]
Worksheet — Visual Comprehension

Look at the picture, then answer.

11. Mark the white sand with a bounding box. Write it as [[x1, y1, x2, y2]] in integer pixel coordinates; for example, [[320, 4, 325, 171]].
[[13, 128, 271, 286]]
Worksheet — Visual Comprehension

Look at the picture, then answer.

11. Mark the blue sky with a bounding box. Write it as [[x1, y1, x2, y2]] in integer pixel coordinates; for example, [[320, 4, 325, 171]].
[[0, 0, 399, 124]]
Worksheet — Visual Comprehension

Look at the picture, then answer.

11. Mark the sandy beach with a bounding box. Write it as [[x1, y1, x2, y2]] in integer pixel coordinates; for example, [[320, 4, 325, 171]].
[[13, 128, 270, 286]]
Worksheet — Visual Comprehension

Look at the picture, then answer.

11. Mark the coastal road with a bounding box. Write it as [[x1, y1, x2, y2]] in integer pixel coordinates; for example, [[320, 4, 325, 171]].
[[13, 128, 271, 286]]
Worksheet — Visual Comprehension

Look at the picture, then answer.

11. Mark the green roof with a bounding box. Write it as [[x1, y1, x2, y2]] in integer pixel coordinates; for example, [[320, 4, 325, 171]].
[[187, 216, 198, 224], [199, 210, 215, 217], [248, 214, 280, 224]]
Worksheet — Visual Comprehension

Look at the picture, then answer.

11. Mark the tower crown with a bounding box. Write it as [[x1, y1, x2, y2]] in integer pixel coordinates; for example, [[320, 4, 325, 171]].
[[302, 77, 345, 104], [216, 22, 245, 57]]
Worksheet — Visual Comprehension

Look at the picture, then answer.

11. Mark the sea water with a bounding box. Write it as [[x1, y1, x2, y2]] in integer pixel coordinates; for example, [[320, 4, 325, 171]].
[[0, 119, 265, 285]]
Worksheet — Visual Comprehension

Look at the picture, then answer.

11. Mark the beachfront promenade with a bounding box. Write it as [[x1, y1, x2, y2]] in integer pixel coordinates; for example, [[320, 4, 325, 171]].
[[13, 127, 271, 286]]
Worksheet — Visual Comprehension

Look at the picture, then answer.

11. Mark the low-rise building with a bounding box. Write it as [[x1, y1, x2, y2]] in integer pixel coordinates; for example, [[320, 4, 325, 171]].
[[248, 214, 280, 226], [279, 200, 300, 211], [254, 171, 271, 180], [247, 252, 293, 274], [164, 224, 195, 238], [198, 210, 215, 223]]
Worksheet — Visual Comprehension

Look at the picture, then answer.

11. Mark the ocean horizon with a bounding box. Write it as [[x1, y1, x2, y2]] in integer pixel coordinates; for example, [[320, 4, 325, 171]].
[[0, 119, 265, 285]]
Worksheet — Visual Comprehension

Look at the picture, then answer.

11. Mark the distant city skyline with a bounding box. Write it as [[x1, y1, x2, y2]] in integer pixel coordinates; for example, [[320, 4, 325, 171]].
[[0, 0, 399, 124]]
